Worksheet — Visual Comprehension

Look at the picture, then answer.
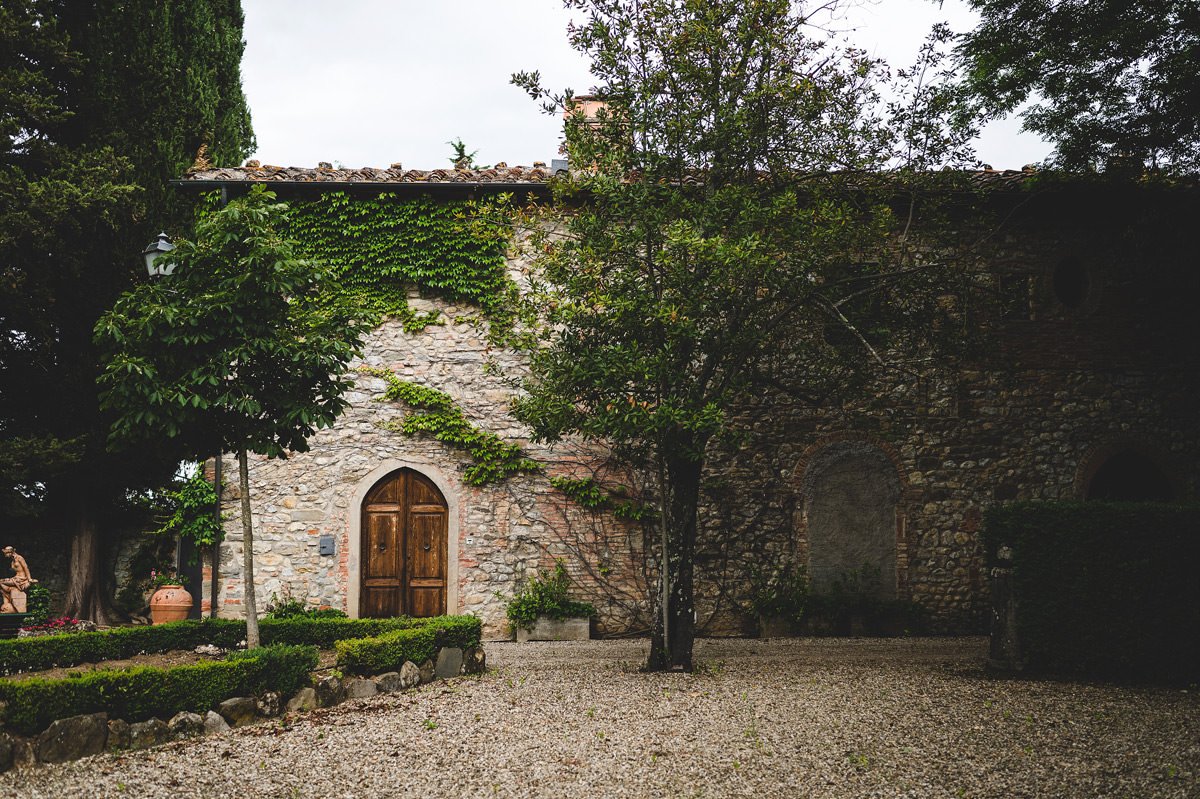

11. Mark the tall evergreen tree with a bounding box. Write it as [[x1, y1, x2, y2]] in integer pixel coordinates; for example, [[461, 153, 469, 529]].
[[0, 0, 254, 622]]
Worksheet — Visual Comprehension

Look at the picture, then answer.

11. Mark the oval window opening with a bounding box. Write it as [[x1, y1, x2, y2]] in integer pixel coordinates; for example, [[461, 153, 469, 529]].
[[1053, 257, 1089, 308]]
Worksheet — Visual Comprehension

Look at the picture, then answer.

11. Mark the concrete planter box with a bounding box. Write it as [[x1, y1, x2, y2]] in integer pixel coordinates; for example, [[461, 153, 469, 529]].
[[515, 616, 590, 642]]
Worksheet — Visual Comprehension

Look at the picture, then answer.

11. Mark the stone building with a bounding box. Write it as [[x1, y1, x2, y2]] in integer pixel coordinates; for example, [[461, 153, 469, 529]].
[[178, 164, 1199, 638]]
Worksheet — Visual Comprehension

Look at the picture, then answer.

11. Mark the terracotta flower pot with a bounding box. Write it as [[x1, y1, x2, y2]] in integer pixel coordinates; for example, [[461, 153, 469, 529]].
[[149, 584, 193, 624]]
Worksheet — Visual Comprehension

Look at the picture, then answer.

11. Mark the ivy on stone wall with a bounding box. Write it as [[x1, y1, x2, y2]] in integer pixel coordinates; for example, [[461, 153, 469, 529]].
[[363, 367, 648, 508], [549, 476, 649, 520], [285, 193, 516, 332], [362, 367, 541, 485]]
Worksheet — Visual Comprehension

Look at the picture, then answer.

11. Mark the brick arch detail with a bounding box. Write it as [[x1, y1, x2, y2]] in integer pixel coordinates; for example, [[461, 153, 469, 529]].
[[1073, 436, 1183, 501], [789, 431, 917, 599]]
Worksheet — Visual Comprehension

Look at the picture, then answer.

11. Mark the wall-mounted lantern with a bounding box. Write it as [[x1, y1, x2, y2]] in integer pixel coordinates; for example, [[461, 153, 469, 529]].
[[142, 232, 176, 278]]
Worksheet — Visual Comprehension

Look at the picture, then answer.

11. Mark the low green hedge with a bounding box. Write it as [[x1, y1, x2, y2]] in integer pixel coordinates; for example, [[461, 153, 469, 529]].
[[983, 501, 1200, 681], [335, 615, 481, 676], [0, 616, 444, 674], [0, 644, 318, 735]]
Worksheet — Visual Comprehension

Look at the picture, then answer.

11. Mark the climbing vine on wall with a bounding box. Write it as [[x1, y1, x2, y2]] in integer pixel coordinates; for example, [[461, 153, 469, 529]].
[[363, 366, 649, 520], [549, 476, 649, 521], [285, 193, 516, 333], [362, 367, 541, 485]]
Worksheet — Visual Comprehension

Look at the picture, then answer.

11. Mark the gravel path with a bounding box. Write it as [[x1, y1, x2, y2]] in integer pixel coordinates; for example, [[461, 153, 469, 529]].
[[5, 637, 1197, 798]]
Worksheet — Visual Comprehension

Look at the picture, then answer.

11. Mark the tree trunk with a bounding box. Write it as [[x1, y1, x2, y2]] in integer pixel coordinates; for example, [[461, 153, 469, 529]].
[[646, 451, 702, 672], [238, 447, 260, 648], [61, 509, 119, 625]]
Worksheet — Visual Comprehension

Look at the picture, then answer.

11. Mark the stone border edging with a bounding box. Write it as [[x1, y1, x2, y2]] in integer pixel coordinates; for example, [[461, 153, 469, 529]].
[[0, 644, 485, 771]]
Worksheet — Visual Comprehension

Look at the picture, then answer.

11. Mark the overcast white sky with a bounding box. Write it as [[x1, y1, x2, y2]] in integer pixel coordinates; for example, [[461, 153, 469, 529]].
[[241, 0, 1050, 172]]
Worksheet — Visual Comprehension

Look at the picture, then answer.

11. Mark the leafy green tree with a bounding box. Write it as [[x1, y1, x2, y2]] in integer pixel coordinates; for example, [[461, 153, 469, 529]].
[[0, 0, 253, 622], [510, 0, 978, 670], [96, 187, 376, 648], [957, 0, 1200, 173]]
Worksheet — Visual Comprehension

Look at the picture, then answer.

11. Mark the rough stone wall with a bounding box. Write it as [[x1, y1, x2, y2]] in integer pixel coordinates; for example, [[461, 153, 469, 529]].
[[203, 195, 1199, 638], [204, 291, 649, 640], [689, 216, 1199, 635]]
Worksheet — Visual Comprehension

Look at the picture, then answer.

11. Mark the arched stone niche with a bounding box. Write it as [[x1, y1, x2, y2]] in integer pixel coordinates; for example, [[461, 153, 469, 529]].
[[795, 436, 905, 599], [1075, 439, 1180, 502]]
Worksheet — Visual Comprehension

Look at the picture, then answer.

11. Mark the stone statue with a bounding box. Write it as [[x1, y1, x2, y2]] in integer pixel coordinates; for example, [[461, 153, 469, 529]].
[[0, 546, 36, 614]]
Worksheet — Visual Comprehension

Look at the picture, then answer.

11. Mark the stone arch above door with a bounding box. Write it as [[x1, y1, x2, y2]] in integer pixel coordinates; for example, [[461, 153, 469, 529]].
[[347, 460, 459, 619], [793, 434, 908, 599]]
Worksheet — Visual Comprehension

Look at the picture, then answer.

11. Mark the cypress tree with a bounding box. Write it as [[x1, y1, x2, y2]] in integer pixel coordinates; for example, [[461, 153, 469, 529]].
[[0, 0, 254, 622]]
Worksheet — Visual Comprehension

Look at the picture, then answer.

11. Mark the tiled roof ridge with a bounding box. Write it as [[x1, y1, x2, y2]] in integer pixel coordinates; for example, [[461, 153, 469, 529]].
[[183, 162, 556, 184], [185, 162, 1185, 191]]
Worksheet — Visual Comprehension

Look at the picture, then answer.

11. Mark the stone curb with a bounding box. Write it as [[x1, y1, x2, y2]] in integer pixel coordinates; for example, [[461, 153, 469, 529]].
[[0, 644, 485, 771]]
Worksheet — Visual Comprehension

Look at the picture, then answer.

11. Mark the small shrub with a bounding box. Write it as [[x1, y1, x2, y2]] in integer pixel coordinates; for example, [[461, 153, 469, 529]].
[[749, 559, 808, 624], [23, 584, 52, 626], [803, 563, 927, 637], [334, 615, 481, 675], [504, 560, 596, 632], [265, 592, 348, 620]]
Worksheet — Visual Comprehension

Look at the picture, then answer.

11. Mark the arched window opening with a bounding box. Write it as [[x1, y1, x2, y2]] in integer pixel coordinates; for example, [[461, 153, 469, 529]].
[[1086, 448, 1175, 501], [802, 442, 902, 600]]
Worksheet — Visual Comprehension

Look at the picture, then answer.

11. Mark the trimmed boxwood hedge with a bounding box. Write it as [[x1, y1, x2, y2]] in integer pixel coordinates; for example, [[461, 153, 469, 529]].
[[336, 615, 482, 676], [0, 644, 318, 735], [983, 501, 1200, 682], [0, 616, 465, 675]]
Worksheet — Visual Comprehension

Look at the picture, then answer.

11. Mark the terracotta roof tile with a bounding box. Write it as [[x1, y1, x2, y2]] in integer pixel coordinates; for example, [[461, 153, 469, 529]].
[[183, 163, 556, 185]]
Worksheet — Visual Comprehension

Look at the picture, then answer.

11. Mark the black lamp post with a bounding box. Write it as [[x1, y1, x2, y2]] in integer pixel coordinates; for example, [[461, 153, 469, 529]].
[[142, 232, 176, 278]]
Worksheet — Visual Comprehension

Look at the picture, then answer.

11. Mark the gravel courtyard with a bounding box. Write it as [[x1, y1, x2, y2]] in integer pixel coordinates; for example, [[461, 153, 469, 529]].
[[6, 637, 1197, 798]]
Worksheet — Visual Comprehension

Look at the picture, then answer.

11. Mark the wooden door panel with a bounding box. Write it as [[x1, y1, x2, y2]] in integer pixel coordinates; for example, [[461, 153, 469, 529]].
[[364, 511, 400, 579], [361, 468, 449, 619], [362, 585, 400, 618], [408, 586, 443, 618]]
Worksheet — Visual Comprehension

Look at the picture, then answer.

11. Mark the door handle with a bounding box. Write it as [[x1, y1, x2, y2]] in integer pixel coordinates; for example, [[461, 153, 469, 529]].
[[423, 543, 431, 551], [378, 542, 386, 552]]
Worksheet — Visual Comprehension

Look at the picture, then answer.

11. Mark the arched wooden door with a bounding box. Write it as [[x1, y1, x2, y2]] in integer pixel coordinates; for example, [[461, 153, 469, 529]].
[[360, 468, 448, 618]]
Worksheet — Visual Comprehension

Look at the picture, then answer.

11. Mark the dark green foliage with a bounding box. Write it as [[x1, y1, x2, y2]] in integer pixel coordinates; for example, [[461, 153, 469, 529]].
[[0, 644, 316, 735], [334, 614, 482, 675], [0, 0, 254, 622], [802, 564, 926, 636], [0, 617, 442, 674], [958, 0, 1200, 173], [504, 560, 596, 632], [364, 367, 541, 485], [749, 560, 808, 624], [24, 584, 52, 627], [983, 502, 1200, 681], [285, 194, 513, 333], [96, 187, 375, 460], [96, 186, 377, 647], [804, 595, 927, 637]]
